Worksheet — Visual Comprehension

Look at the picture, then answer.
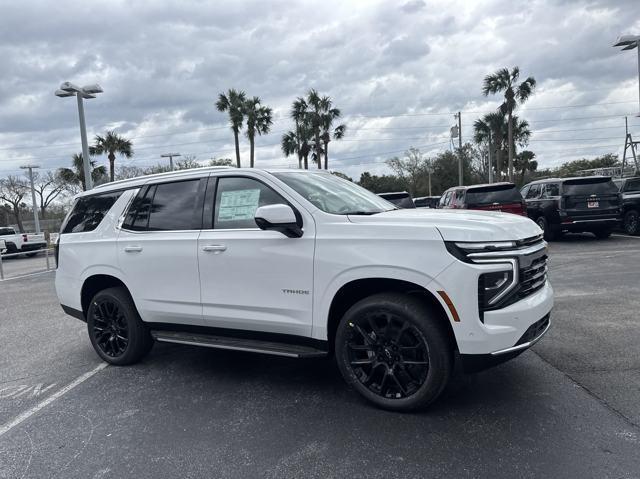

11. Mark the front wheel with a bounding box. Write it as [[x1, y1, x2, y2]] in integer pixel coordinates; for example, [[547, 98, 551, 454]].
[[87, 287, 153, 365], [536, 216, 557, 241], [335, 293, 453, 411], [623, 210, 639, 235]]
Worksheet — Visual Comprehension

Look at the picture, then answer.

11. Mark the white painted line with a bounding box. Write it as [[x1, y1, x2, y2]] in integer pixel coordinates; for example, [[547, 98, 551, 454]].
[[0, 270, 55, 282], [0, 362, 107, 437], [612, 234, 640, 240]]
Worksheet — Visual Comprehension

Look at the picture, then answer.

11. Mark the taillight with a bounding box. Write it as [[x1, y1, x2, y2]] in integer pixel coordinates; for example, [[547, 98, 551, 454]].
[[22, 234, 28, 242], [54, 238, 60, 267]]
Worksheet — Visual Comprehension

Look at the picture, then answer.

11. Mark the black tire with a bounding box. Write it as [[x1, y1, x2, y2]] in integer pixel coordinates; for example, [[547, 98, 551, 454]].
[[594, 228, 612, 240], [623, 210, 639, 235], [87, 287, 153, 365], [536, 216, 557, 241], [335, 292, 453, 412]]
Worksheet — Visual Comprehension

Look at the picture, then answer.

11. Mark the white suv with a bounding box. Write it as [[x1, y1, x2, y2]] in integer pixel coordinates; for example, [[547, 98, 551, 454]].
[[56, 167, 553, 410]]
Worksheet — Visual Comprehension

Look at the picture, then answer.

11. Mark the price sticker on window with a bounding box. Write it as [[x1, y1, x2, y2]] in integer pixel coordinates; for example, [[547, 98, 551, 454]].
[[218, 189, 260, 221]]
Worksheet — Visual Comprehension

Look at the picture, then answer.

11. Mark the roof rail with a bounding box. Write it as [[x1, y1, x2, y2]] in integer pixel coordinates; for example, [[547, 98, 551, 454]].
[[92, 165, 233, 190]]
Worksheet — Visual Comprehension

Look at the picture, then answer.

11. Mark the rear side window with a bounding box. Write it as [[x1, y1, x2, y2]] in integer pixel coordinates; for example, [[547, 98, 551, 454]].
[[123, 179, 204, 231], [542, 183, 560, 198], [562, 178, 619, 195], [61, 190, 123, 234], [526, 184, 541, 199], [624, 179, 640, 193], [466, 185, 522, 206]]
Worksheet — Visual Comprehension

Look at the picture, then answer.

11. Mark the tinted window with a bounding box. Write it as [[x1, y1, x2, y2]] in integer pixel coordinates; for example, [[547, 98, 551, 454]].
[[526, 184, 541, 199], [562, 178, 619, 195], [440, 191, 452, 207], [453, 189, 466, 207], [466, 185, 522, 206], [214, 177, 287, 229], [147, 180, 202, 231], [0, 228, 15, 236], [542, 183, 560, 198], [624, 179, 640, 193], [123, 187, 154, 231], [520, 185, 530, 198], [61, 191, 123, 234], [380, 193, 415, 208]]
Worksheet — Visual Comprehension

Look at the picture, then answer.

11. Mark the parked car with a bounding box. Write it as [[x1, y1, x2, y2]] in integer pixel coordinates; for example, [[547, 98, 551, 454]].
[[0, 227, 47, 256], [613, 177, 640, 235], [414, 196, 441, 208], [56, 167, 553, 411], [521, 176, 621, 240], [377, 191, 415, 208], [438, 183, 527, 216]]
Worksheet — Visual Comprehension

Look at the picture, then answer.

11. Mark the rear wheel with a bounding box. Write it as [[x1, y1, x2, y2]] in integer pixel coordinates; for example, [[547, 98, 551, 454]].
[[594, 228, 612, 240], [536, 216, 557, 241], [623, 210, 639, 235], [335, 293, 452, 411], [87, 287, 153, 365]]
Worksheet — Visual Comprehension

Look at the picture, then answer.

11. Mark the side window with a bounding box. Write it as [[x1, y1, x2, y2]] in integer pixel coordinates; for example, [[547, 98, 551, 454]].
[[625, 179, 640, 193], [453, 189, 465, 207], [542, 183, 559, 198], [61, 190, 123, 234], [439, 191, 451, 207], [521, 185, 530, 198], [526, 184, 541, 199], [123, 187, 154, 231], [147, 180, 202, 231], [214, 177, 288, 229]]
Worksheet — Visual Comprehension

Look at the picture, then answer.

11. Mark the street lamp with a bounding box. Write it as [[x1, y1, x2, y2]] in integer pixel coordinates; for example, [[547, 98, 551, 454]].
[[55, 82, 103, 190], [20, 165, 41, 234], [161, 153, 181, 171], [613, 34, 640, 116]]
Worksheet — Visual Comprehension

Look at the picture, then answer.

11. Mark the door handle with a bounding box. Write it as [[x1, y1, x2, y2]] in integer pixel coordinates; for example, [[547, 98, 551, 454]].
[[202, 244, 227, 253], [124, 246, 143, 253]]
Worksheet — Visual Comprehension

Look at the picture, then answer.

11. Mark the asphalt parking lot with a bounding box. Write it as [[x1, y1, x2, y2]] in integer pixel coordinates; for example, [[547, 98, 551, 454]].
[[1, 235, 639, 478]]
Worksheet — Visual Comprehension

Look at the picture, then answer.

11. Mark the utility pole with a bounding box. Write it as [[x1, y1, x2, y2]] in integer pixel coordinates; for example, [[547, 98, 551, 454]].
[[453, 112, 463, 185], [20, 165, 41, 234], [488, 135, 493, 184], [161, 153, 181, 171]]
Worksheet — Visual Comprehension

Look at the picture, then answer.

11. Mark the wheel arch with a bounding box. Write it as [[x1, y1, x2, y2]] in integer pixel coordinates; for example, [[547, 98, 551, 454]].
[[81, 274, 134, 319], [325, 277, 457, 353]]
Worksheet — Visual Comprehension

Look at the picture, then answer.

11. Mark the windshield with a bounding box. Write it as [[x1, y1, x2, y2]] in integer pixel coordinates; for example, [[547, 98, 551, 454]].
[[273, 172, 395, 215], [562, 178, 619, 195], [466, 185, 522, 206]]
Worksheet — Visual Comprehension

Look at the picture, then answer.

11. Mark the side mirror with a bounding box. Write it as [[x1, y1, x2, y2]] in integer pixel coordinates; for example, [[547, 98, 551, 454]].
[[254, 204, 303, 238]]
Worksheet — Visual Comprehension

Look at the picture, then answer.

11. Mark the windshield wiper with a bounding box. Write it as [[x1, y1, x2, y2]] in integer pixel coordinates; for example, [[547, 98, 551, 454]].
[[343, 210, 381, 215]]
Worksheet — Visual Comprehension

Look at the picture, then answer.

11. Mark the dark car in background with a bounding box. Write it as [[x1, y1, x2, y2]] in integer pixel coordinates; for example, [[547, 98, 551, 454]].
[[438, 183, 527, 216], [414, 196, 441, 208], [521, 176, 621, 240], [613, 177, 640, 235], [378, 191, 416, 208]]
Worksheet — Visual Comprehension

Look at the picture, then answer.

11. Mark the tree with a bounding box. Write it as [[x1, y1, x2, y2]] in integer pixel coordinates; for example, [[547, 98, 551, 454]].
[[358, 172, 406, 193], [514, 150, 538, 185], [30, 171, 66, 219], [58, 153, 107, 192], [319, 100, 346, 170], [0, 176, 28, 232], [281, 126, 312, 170], [386, 147, 429, 196], [90, 131, 133, 182], [482, 66, 536, 182], [291, 98, 308, 168], [209, 157, 234, 167], [216, 89, 246, 168], [243, 96, 273, 168]]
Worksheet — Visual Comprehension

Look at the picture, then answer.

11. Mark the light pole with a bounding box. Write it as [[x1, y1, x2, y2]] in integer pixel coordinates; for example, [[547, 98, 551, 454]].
[[452, 112, 463, 185], [613, 34, 640, 115], [20, 165, 41, 234], [161, 153, 181, 171], [55, 82, 103, 190]]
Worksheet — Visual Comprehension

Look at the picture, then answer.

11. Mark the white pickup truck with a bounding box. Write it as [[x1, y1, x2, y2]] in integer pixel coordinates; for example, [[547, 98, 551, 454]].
[[0, 227, 47, 256]]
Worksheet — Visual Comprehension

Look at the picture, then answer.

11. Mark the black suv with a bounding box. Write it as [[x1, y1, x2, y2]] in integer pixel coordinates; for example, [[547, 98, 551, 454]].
[[521, 176, 621, 240], [613, 177, 640, 235], [377, 191, 416, 208]]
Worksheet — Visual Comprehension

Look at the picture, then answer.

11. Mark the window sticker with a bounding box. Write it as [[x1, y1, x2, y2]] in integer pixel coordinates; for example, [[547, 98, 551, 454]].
[[219, 189, 260, 221]]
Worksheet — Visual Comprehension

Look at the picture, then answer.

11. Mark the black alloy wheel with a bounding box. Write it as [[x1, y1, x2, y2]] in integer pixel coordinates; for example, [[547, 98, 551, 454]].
[[624, 210, 639, 235], [87, 287, 153, 365], [345, 311, 429, 400], [335, 293, 452, 411], [91, 298, 130, 358]]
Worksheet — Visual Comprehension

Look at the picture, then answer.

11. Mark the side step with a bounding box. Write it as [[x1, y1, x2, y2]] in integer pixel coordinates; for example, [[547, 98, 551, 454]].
[[150, 330, 328, 358]]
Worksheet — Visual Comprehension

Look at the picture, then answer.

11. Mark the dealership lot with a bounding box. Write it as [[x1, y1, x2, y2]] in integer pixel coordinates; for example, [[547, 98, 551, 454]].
[[1, 235, 639, 478]]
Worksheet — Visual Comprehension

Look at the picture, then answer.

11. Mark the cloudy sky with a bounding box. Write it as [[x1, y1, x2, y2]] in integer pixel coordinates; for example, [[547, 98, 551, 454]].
[[1, 0, 640, 180]]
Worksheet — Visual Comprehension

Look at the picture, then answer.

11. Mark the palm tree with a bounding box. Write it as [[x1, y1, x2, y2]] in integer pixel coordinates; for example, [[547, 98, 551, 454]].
[[291, 98, 308, 169], [306, 89, 325, 169], [482, 66, 536, 182], [243, 96, 273, 168], [514, 150, 538, 184], [216, 89, 246, 168], [90, 131, 133, 182], [319, 101, 346, 170], [58, 153, 107, 191], [281, 125, 312, 169]]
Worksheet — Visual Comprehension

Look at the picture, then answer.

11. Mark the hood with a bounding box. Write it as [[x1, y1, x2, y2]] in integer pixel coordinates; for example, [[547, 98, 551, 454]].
[[348, 209, 542, 242]]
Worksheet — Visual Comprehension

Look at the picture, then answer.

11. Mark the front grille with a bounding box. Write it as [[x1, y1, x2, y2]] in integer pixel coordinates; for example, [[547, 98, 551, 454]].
[[515, 315, 550, 346], [516, 254, 548, 301]]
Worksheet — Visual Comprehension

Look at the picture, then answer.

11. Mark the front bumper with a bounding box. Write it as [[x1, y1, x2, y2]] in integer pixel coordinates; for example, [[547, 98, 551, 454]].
[[459, 314, 550, 372]]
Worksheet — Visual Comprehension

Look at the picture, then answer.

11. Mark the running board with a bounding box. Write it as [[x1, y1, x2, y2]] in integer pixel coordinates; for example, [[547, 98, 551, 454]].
[[150, 330, 328, 358]]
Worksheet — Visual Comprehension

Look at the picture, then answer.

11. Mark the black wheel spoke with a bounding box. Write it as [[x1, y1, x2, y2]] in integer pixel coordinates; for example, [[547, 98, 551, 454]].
[[91, 298, 129, 358]]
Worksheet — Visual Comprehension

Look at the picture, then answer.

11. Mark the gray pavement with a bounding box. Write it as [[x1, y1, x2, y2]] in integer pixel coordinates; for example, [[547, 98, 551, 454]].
[[1, 235, 639, 478], [0, 250, 54, 281]]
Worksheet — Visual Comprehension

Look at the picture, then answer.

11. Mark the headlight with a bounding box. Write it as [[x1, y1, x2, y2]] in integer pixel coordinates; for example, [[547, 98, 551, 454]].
[[478, 265, 516, 308]]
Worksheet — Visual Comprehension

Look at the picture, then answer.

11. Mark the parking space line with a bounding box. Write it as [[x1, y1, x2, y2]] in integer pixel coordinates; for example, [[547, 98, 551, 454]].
[[0, 270, 55, 282], [0, 363, 107, 438]]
